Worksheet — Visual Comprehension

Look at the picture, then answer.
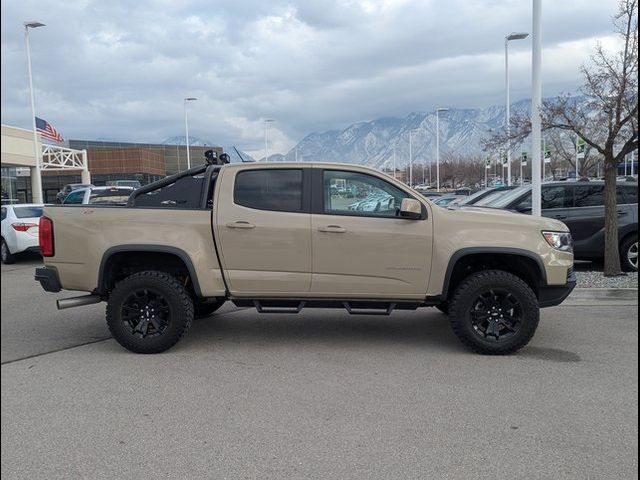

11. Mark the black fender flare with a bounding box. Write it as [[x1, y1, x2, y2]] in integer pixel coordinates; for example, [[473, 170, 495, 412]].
[[97, 245, 203, 297], [440, 247, 548, 301]]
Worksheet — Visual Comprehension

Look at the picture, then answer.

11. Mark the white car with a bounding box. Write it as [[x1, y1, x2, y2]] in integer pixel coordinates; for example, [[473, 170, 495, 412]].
[[1, 204, 44, 264], [62, 186, 134, 205]]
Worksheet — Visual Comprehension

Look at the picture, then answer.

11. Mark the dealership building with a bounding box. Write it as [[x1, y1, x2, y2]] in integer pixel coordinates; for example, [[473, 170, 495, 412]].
[[1, 124, 222, 203]]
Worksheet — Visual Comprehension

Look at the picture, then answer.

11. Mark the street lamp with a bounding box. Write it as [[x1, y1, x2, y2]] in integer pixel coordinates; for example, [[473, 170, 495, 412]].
[[184, 97, 197, 169], [435, 107, 448, 192], [263, 119, 275, 162], [505, 32, 529, 186], [24, 21, 45, 203], [409, 129, 419, 186]]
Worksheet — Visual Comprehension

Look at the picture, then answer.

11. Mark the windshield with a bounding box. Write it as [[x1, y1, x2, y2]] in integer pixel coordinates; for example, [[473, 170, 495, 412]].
[[13, 206, 43, 218], [472, 190, 511, 206], [457, 188, 495, 205], [482, 186, 531, 208]]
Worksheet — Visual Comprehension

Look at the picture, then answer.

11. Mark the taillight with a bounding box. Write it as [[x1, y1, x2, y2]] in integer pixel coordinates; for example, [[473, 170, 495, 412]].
[[39, 216, 55, 257], [11, 223, 38, 232]]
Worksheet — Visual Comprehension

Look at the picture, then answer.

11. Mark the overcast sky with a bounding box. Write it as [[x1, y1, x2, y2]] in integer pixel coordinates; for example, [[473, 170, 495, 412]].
[[1, 0, 621, 157]]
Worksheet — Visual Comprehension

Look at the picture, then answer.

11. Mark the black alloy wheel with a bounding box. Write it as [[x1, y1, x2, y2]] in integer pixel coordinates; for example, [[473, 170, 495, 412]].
[[121, 288, 171, 339], [469, 289, 523, 342]]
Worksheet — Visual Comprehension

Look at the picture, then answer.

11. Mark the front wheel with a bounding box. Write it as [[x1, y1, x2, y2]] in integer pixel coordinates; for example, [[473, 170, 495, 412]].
[[448, 270, 539, 355], [620, 234, 638, 272], [107, 271, 194, 353]]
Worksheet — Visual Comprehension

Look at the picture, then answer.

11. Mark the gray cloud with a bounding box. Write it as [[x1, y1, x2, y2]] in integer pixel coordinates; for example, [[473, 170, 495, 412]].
[[1, 0, 620, 155]]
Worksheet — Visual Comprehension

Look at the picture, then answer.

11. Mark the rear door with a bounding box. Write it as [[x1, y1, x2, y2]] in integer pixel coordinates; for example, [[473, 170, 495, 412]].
[[570, 184, 605, 255], [310, 168, 432, 298], [215, 167, 312, 295]]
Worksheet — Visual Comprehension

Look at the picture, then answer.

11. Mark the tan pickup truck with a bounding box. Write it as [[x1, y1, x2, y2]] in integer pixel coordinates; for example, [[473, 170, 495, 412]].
[[35, 156, 576, 355]]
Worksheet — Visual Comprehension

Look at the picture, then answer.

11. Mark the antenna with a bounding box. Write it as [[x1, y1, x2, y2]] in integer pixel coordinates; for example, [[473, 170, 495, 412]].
[[234, 146, 253, 162]]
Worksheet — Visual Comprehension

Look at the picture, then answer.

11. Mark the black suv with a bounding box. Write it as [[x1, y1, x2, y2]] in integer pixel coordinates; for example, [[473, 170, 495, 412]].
[[479, 181, 638, 271]]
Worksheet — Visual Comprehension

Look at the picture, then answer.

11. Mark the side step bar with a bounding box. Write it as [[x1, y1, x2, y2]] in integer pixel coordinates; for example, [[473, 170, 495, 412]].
[[253, 301, 306, 314], [233, 299, 420, 316]]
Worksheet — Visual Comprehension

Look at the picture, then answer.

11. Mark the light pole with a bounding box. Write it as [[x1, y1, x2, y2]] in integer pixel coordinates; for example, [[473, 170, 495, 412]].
[[183, 97, 197, 169], [505, 32, 529, 187], [435, 107, 448, 192], [24, 21, 45, 203], [531, 0, 542, 216], [263, 119, 275, 162], [409, 129, 418, 186]]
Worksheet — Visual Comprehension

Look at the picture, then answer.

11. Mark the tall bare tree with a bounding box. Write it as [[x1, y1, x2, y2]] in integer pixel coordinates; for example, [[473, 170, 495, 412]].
[[484, 0, 637, 275], [545, 0, 637, 275]]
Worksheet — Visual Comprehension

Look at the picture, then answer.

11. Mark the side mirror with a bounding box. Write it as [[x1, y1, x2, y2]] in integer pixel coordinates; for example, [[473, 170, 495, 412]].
[[400, 198, 422, 219]]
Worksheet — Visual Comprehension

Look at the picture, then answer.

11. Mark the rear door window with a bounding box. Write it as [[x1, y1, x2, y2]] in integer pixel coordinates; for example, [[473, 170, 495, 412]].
[[234, 169, 303, 213], [574, 185, 604, 207]]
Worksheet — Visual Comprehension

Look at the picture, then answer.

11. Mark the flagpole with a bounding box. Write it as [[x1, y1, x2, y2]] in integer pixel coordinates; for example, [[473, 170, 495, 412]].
[[25, 22, 45, 203]]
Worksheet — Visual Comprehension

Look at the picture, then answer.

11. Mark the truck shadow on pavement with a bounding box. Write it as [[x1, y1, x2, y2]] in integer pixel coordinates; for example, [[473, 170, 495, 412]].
[[181, 305, 465, 353]]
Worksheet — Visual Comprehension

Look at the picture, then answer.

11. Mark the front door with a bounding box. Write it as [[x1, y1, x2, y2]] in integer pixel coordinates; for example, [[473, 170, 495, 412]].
[[310, 168, 432, 299], [215, 167, 312, 296]]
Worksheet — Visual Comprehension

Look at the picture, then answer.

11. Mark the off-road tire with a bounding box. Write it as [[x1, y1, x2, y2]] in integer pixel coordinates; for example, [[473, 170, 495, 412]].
[[194, 299, 225, 318], [107, 271, 194, 354], [1, 239, 16, 264], [448, 270, 539, 355], [620, 234, 638, 272]]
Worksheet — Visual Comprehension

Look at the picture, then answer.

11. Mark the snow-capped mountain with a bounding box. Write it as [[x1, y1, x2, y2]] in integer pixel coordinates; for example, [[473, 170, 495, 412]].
[[161, 136, 216, 147], [273, 99, 535, 168]]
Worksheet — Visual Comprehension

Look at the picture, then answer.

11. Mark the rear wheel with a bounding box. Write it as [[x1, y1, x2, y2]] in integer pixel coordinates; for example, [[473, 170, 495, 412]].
[[620, 234, 638, 272], [107, 271, 194, 353], [448, 270, 539, 355], [1, 239, 16, 264]]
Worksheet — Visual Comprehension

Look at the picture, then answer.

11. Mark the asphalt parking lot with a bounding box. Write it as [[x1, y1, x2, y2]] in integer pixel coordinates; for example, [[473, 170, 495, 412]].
[[1, 259, 638, 479]]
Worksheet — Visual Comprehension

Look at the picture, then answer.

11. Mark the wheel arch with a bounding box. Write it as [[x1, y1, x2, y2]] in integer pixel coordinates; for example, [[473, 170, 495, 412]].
[[440, 248, 547, 301], [97, 245, 203, 297], [619, 227, 638, 246]]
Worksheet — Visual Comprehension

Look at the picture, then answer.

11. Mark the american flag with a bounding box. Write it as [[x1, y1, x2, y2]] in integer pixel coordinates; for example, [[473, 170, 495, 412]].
[[35, 117, 64, 143]]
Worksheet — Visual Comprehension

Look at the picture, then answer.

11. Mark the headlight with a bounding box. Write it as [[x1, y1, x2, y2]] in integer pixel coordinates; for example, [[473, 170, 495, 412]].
[[542, 231, 573, 252]]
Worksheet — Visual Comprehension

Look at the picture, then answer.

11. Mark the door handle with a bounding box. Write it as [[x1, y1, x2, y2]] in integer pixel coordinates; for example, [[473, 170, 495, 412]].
[[226, 221, 255, 229], [318, 225, 347, 233], [617, 210, 628, 216], [553, 215, 567, 220]]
